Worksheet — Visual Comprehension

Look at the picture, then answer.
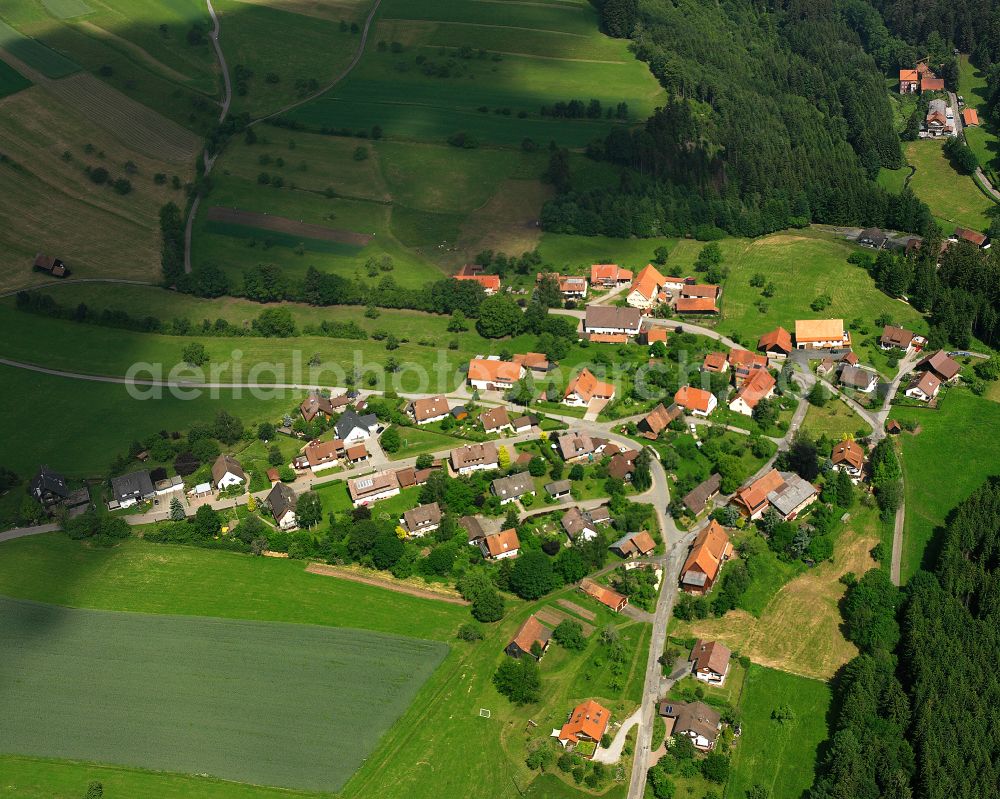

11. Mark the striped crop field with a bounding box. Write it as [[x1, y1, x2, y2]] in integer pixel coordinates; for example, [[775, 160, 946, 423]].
[[0, 595, 448, 792]]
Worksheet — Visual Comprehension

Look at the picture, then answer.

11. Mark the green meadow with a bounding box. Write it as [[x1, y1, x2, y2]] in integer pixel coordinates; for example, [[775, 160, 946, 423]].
[[0, 18, 81, 77], [0, 58, 31, 97], [903, 139, 994, 232]]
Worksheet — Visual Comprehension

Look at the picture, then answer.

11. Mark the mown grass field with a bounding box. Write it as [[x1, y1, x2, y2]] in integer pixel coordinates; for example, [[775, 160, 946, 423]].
[[801, 396, 872, 440], [903, 139, 994, 232], [287, 0, 665, 147], [726, 665, 832, 799], [890, 389, 1000, 581], [0, 595, 447, 792], [0, 18, 81, 77], [958, 55, 998, 180], [664, 228, 929, 341]]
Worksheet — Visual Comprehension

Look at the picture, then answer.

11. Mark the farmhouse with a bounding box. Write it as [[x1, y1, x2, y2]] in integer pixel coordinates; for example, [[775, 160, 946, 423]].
[[266, 483, 297, 530], [505, 615, 552, 660], [858, 228, 888, 249], [304, 438, 345, 472], [767, 471, 819, 520], [211, 454, 246, 489], [491, 471, 535, 504], [348, 471, 400, 507], [880, 325, 915, 352], [467, 358, 523, 391], [557, 699, 611, 753], [681, 473, 722, 518], [480, 528, 520, 560], [455, 272, 500, 294], [627, 264, 667, 309], [590, 263, 633, 287], [610, 530, 656, 559], [702, 351, 729, 374], [839, 364, 879, 394], [905, 371, 941, 402], [33, 253, 69, 277], [407, 395, 451, 425], [638, 402, 681, 439], [680, 520, 732, 594], [898, 68, 918, 93], [690, 639, 731, 685], [728, 348, 768, 382], [545, 479, 572, 499], [917, 350, 961, 382], [758, 326, 793, 359], [584, 305, 642, 336], [729, 368, 775, 416], [480, 405, 512, 433], [335, 409, 379, 442], [795, 319, 850, 350], [450, 442, 500, 474], [659, 701, 722, 751], [832, 439, 865, 477], [512, 352, 550, 373], [674, 386, 718, 417], [401, 502, 442, 537], [556, 431, 598, 461], [564, 368, 615, 407], [110, 470, 155, 508], [580, 578, 628, 612]]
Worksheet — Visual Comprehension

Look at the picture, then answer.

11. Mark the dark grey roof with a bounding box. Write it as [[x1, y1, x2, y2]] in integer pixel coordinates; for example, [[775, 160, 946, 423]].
[[30, 465, 68, 499], [584, 305, 642, 332], [682, 473, 722, 515], [266, 482, 297, 520], [335, 409, 378, 439], [491, 471, 535, 499], [110, 470, 154, 501], [545, 479, 572, 495]]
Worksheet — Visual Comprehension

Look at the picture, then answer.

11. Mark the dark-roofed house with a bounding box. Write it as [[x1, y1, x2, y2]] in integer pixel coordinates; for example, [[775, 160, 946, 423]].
[[29, 465, 69, 510], [917, 350, 961, 383], [659, 701, 722, 751], [880, 325, 915, 353], [451, 442, 500, 474], [110, 470, 155, 508], [304, 438, 346, 472], [858, 228, 887, 249], [266, 483, 297, 530], [505, 615, 552, 660], [33, 253, 69, 277], [610, 530, 656, 559], [608, 450, 638, 481], [300, 393, 337, 422], [480, 406, 512, 433], [211, 454, 246, 489], [491, 471, 535, 505], [545, 479, 572, 499], [335, 409, 379, 443], [401, 502, 442, 537], [562, 506, 600, 542], [682, 474, 722, 517], [511, 414, 535, 434], [767, 471, 818, 520], [460, 515, 488, 545], [583, 305, 642, 337], [839, 364, 879, 394], [638, 403, 681, 440], [690, 639, 732, 685]]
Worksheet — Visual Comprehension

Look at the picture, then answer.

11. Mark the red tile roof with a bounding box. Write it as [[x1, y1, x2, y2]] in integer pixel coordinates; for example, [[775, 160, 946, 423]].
[[676, 297, 718, 313], [674, 386, 715, 414], [758, 326, 793, 354], [559, 699, 611, 745]]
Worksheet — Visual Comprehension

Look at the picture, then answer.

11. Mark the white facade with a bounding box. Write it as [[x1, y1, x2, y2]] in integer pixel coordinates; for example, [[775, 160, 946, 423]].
[[905, 384, 939, 402], [275, 509, 297, 530], [694, 666, 728, 686], [351, 485, 400, 508], [626, 289, 657, 309], [340, 424, 373, 443], [216, 470, 244, 490]]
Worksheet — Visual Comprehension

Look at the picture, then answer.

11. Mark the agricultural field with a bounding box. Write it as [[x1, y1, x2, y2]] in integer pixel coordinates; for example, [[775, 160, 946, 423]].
[[903, 139, 994, 232], [726, 666, 832, 799], [0, 57, 30, 97], [674, 506, 880, 680], [665, 228, 929, 341], [891, 389, 1000, 581], [0, 595, 447, 792], [0, 83, 193, 290], [287, 0, 665, 148]]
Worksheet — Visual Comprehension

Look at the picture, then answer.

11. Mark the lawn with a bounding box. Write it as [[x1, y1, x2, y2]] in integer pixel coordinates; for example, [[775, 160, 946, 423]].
[[384, 424, 466, 460], [801, 396, 872, 440], [726, 665, 832, 799], [0, 58, 30, 97], [890, 389, 1000, 581], [876, 165, 910, 194], [666, 228, 928, 343], [903, 139, 994, 232], [0, 595, 446, 792], [958, 55, 999, 181]]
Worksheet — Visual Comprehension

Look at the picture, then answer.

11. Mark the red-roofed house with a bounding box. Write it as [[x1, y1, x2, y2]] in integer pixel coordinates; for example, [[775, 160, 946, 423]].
[[480, 528, 520, 560], [455, 273, 500, 294], [728, 348, 768, 383], [921, 76, 945, 92], [580, 578, 628, 612], [627, 265, 667, 309], [467, 358, 524, 391], [963, 107, 980, 126], [565, 368, 615, 407], [557, 699, 611, 753], [728, 368, 775, 415], [675, 296, 719, 314], [505, 615, 552, 660], [674, 386, 717, 417], [899, 69, 918, 93], [758, 326, 793, 359], [702, 351, 729, 374], [590, 264, 632, 287]]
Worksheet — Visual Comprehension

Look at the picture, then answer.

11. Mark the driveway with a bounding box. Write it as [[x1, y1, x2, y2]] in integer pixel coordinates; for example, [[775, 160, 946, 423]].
[[593, 706, 642, 764]]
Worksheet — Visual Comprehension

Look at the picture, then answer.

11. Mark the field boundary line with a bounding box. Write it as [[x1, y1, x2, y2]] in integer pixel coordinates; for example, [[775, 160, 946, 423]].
[[415, 43, 626, 64], [305, 562, 470, 604], [385, 18, 588, 37]]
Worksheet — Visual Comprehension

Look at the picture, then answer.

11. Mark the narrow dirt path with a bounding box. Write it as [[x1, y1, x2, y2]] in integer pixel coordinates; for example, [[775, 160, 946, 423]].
[[305, 563, 469, 604]]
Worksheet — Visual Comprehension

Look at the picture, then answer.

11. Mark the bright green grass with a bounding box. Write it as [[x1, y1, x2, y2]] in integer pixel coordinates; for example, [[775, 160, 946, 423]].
[[0, 19, 81, 77], [876, 166, 910, 194], [738, 546, 805, 617], [204, 219, 365, 255], [287, 0, 664, 147], [0, 534, 466, 639], [537, 231, 677, 274], [890, 389, 1000, 581], [664, 228, 928, 340], [802, 396, 872, 440], [385, 424, 467, 459], [0, 595, 446, 792], [903, 139, 994, 232], [0, 57, 30, 97], [39, 0, 91, 19], [726, 665, 831, 799], [957, 55, 998, 178]]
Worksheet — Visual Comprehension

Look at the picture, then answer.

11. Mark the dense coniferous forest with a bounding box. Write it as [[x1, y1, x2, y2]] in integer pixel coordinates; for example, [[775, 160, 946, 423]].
[[810, 479, 1000, 799], [542, 0, 934, 238]]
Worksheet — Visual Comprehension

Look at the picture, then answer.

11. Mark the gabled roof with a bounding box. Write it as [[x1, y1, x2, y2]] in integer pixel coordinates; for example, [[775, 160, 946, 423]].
[[512, 352, 550, 370], [732, 368, 775, 409], [509, 615, 552, 655], [335, 409, 378, 439], [918, 350, 961, 381], [110, 470, 154, 500], [557, 431, 597, 460], [211, 454, 246, 484], [682, 474, 722, 515], [767, 471, 818, 517], [491, 471, 534, 499], [451, 441, 500, 470], [674, 386, 715, 414], [953, 227, 987, 246], [480, 405, 511, 431], [590, 264, 632, 283], [30, 465, 68, 499], [702, 351, 728, 372], [908, 370, 941, 397], [483, 528, 520, 557], [680, 283, 718, 298], [639, 403, 681, 438], [468, 358, 523, 384], [681, 520, 731, 584], [795, 319, 845, 343], [758, 326, 792, 354], [584, 305, 642, 332], [347, 471, 399, 502], [963, 107, 980, 126], [565, 368, 615, 403], [644, 326, 668, 343], [266, 482, 297, 519], [728, 348, 767, 372], [610, 530, 656, 557], [345, 442, 368, 461], [580, 578, 627, 611], [629, 264, 666, 300], [305, 438, 345, 465], [690, 639, 731, 675], [880, 325, 914, 348], [734, 468, 785, 513], [559, 699, 610, 745], [455, 273, 500, 291], [562, 506, 596, 538], [411, 395, 450, 421], [921, 77, 945, 91], [831, 439, 865, 470], [608, 451, 638, 480], [675, 297, 718, 313], [403, 502, 442, 531], [899, 69, 918, 81], [660, 700, 721, 744], [839, 364, 877, 390], [545, 479, 572, 495]]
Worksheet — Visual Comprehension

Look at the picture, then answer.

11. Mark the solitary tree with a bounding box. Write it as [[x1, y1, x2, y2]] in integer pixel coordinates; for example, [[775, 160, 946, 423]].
[[169, 496, 186, 521]]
